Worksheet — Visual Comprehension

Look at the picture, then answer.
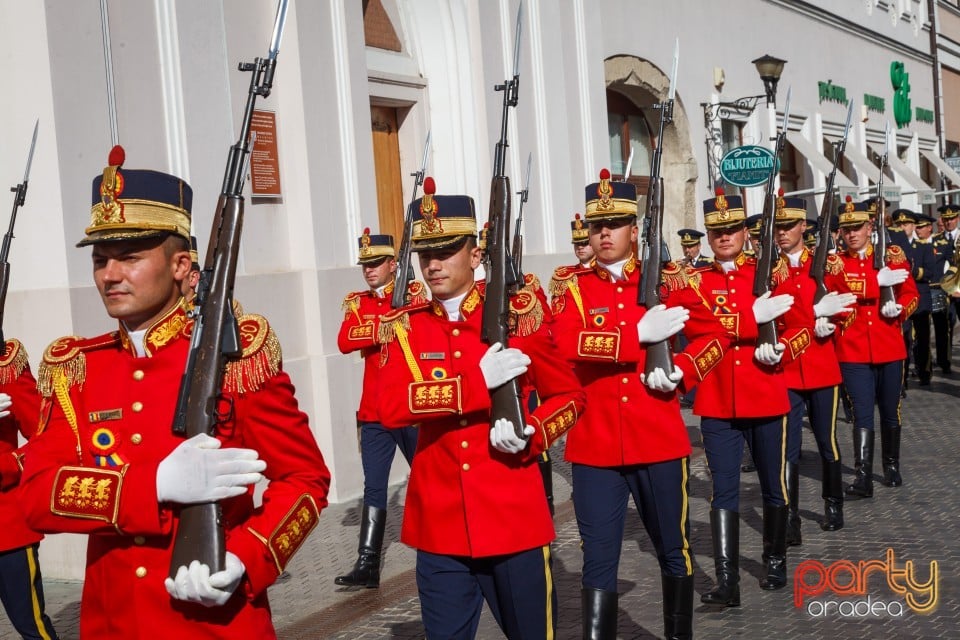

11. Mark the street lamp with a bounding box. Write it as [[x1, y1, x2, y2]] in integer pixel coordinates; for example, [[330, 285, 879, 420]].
[[752, 54, 787, 106]]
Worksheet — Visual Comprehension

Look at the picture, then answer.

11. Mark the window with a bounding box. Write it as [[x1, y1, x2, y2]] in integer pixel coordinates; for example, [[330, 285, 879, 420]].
[[605, 89, 653, 195]]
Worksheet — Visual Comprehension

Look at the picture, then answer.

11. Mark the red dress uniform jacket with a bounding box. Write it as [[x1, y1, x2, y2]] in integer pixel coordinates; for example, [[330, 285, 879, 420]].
[[776, 250, 843, 390], [826, 245, 919, 364], [377, 283, 585, 558], [337, 280, 426, 422], [549, 258, 725, 467], [0, 340, 44, 552], [665, 254, 792, 419], [20, 303, 330, 640]]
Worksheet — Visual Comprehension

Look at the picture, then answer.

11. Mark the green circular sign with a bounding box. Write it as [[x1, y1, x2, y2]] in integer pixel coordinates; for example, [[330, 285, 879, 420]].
[[720, 145, 776, 187]]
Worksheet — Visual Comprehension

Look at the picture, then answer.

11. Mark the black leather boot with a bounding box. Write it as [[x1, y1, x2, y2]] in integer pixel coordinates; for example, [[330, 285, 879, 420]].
[[662, 574, 693, 640], [820, 459, 844, 532], [759, 504, 788, 590], [581, 587, 617, 640], [785, 462, 801, 546], [700, 509, 740, 607], [539, 452, 555, 516], [881, 425, 902, 487], [845, 428, 874, 499], [334, 505, 386, 587]]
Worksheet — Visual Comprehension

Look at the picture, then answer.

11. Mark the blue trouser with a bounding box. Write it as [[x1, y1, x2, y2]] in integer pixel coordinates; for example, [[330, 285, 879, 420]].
[[0, 544, 58, 639], [786, 387, 841, 465], [839, 361, 903, 431], [360, 421, 417, 510], [701, 416, 787, 511], [572, 459, 692, 592], [416, 546, 557, 640]]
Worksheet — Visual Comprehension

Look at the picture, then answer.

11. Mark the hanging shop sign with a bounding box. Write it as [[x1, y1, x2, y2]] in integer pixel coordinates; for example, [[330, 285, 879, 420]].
[[719, 145, 776, 187]]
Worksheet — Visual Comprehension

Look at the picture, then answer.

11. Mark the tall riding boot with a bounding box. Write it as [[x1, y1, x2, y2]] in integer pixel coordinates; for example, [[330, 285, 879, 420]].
[[759, 504, 788, 590], [334, 505, 386, 587], [844, 428, 874, 499], [785, 462, 801, 546], [881, 425, 902, 487], [539, 452, 555, 516], [820, 459, 844, 531], [661, 574, 693, 640], [700, 509, 740, 606], [581, 587, 617, 640]]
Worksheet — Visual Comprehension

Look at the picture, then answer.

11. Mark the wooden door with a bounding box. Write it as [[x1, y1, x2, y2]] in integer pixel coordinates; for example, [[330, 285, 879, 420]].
[[370, 105, 404, 246]]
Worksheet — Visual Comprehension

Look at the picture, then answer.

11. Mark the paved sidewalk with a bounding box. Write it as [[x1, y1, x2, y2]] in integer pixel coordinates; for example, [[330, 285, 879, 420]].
[[4, 362, 959, 639]]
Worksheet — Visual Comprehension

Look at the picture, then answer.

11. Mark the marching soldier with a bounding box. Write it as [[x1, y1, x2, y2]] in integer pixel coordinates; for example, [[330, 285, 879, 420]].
[[666, 188, 796, 606], [571, 213, 595, 267], [914, 214, 938, 385], [375, 178, 585, 639], [19, 147, 331, 638], [931, 204, 959, 374], [550, 170, 725, 639], [677, 228, 712, 267], [745, 213, 763, 255], [829, 198, 918, 499], [334, 229, 425, 588], [803, 219, 819, 251]]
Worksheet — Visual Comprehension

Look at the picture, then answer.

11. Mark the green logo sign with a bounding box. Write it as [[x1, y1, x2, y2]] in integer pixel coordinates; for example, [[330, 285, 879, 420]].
[[891, 61, 911, 128], [719, 145, 776, 187]]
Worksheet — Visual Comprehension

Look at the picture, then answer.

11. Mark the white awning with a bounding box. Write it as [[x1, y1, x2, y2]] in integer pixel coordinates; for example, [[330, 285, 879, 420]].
[[843, 145, 882, 184], [785, 131, 855, 187], [920, 148, 960, 187], [867, 143, 933, 193]]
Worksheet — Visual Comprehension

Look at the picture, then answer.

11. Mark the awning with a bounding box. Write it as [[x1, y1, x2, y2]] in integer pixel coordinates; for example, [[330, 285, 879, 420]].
[[867, 143, 934, 193], [920, 148, 960, 187], [843, 145, 882, 184], [785, 131, 855, 187]]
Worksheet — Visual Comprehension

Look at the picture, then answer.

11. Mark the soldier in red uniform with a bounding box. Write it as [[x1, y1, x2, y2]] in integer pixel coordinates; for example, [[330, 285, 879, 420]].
[[0, 343, 59, 639], [571, 213, 595, 267], [550, 169, 727, 640], [19, 148, 330, 639], [376, 178, 585, 639], [827, 198, 918, 500], [771, 193, 856, 541], [334, 229, 425, 588], [665, 189, 797, 606]]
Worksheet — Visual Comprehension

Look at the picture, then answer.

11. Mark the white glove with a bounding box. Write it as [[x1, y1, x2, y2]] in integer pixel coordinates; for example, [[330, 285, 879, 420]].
[[814, 316, 836, 338], [877, 267, 909, 287], [640, 366, 684, 393], [881, 300, 903, 319], [636, 305, 689, 344], [754, 342, 786, 366], [479, 343, 530, 389], [812, 292, 857, 318], [489, 418, 534, 454], [0, 393, 11, 419], [156, 433, 266, 504], [753, 292, 794, 324], [165, 552, 245, 607]]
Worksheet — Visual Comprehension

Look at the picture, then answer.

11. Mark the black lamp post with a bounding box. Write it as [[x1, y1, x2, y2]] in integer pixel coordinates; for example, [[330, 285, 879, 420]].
[[752, 54, 787, 106]]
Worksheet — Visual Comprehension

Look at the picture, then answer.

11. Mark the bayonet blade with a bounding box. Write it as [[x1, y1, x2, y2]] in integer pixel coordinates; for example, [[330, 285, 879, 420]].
[[520, 152, 532, 202], [668, 38, 679, 102], [268, 0, 290, 60], [842, 100, 854, 141], [512, 1, 524, 78], [780, 86, 792, 133], [23, 120, 39, 183], [415, 130, 432, 185], [624, 147, 635, 181]]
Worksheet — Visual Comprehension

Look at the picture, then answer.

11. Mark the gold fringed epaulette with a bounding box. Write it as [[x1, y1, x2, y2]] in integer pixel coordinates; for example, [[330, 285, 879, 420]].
[[825, 253, 844, 276], [660, 261, 695, 292], [341, 291, 363, 314], [522, 272, 542, 292], [37, 333, 119, 398], [406, 280, 428, 305], [771, 256, 790, 286], [223, 314, 282, 395], [0, 340, 29, 386], [377, 306, 414, 344], [509, 290, 544, 337], [885, 245, 908, 266], [549, 265, 585, 298]]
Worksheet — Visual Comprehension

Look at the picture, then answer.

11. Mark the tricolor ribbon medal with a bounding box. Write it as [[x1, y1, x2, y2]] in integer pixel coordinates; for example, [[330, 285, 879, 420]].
[[712, 294, 732, 315], [91, 427, 124, 467]]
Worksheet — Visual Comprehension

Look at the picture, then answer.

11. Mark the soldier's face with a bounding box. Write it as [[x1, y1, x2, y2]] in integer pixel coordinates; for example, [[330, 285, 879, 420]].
[[361, 257, 397, 289], [917, 225, 933, 240], [681, 244, 700, 260], [418, 241, 481, 300], [588, 219, 637, 264], [707, 226, 746, 261], [945, 217, 958, 232], [775, 220, 806, 254], [573, 243, 595, 264], [92, 236, 191, 331], [840, 223, 870, 251]]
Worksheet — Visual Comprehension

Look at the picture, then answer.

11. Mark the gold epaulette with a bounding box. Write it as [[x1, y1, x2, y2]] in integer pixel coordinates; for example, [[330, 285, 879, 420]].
[[377, 304, 427, 344], [0, 339, 29, 386], [825, 253, 844, 276], [885, 244, 908, 266], [406, 280, 428, 305], [522, 272, 542, 292], [223, 314, 283, 395], [771, 256, 790, 286], [661, 261, 697, 292], [549, 265, 587, 298], [341, 291, 364, 314], [509, 289, 544, 337], [38, 333, 119, 398]]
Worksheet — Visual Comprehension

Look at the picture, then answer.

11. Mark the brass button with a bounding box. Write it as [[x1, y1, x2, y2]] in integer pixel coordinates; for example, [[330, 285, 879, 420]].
[[131, 433, 142, 445], [459, 419, 468, 426], [620, 321, 626, 326], [453, 351, 462, 359], [462, 463, 470, 471], [731, 303, 737, 308], [132, 401, 143, 413], [868, 321, 873, 326], [452, 329, 460, 337], [617, 286, 623, 293], [730, 289, 736, 294], [734, 346, 740, 351], [617, 303, 624, 309], [134, 536, 146, 545], [621, 377, 629, 384], [621, 396, 628, 403], [132, 370, 145, 381], [735, 360, 741, 365], [461, 440, 468, 449], [135, 567, 147, 578]]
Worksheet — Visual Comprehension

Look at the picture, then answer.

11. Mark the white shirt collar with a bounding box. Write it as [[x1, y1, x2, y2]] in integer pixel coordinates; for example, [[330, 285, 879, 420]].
[[597, 258, 629, 281], [440, 293, 468, 322]]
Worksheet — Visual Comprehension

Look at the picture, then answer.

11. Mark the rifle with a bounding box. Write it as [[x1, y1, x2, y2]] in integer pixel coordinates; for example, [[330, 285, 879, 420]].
[[0, 121, 38, 350], [875, 121, 897, 306], [753, 87, 792, 349], [481, 2, 525, 440], [811, 101, 853, 304], [391, 131, 431, 308], [638, 40, 678, 377], [168, 0, 289, 578], [510, 152, 532, 283]]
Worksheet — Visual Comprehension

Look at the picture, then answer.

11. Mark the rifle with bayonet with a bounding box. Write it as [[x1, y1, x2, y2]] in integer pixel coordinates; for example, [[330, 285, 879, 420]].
[[874, 122, 897, 306], [638, 40, 678, 377], [168, 0, 289, 578], [811, 101, 853, 304], [392, 131, 431, 309], [753, 87, 792, 349], [0, 121, 38, 350], [510, 152, 532, 284], [481, 2, 526, 440]]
